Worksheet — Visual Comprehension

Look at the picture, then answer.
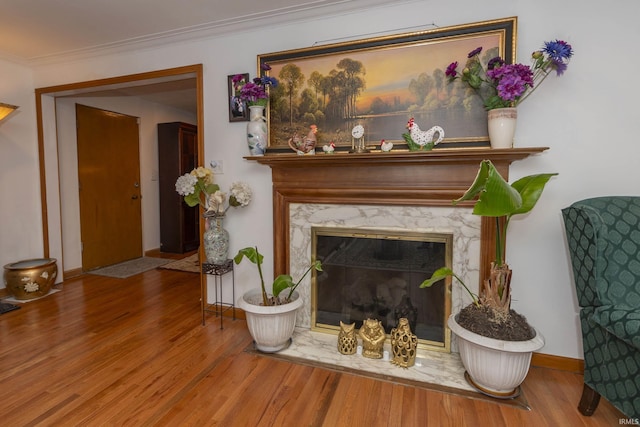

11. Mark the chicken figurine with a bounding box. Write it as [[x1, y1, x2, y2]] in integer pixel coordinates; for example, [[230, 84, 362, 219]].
[[322, 142, 336, 154], [303, 125, 318, 152], [288, 125, 318, 155], [380, 139, 393, 152], [404, 118, 444, 151]]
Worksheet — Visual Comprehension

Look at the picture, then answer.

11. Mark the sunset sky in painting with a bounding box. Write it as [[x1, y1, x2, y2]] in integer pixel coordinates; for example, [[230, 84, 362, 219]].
[[267, 33, 502, 111]]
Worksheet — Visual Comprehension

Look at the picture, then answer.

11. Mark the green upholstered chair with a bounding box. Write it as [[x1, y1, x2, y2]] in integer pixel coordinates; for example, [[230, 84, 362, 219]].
[[562, 197, 640, 419]]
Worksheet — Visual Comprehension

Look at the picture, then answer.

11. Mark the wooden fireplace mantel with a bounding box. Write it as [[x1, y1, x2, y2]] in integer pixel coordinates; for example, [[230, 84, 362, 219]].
[[246, 147, 549, 281]]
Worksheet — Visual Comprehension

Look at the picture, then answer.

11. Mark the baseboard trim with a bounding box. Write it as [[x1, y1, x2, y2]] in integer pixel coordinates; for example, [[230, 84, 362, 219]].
[[146, 248, 197, 259], [63, 268, 83, 279], [226, 308, 245, 320], [531, 352, 584, 373], [204, 306, 246, 322], [145, 248, 162, 257]]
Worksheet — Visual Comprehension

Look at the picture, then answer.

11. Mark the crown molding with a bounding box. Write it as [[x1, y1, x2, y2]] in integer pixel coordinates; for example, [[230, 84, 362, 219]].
[[26, 0, 413, 67]]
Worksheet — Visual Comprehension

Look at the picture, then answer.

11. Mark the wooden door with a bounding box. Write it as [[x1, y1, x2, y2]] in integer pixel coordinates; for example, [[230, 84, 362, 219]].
[[76, 104, 143, 271], [178, 126, 199, 250], [157, 122, 199, 253]]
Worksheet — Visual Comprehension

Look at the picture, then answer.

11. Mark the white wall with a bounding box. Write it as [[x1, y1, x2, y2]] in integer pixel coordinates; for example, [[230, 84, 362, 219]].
[[2, 0, 639, 359], [55, 96, 196, 271], [0, 59, 41, 266]]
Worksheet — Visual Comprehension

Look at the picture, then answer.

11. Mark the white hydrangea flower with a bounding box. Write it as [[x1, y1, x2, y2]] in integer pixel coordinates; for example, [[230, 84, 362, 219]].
[[229, 182, 253, 207], [191, 166, 214, 185], [175, 173, 197, 196]]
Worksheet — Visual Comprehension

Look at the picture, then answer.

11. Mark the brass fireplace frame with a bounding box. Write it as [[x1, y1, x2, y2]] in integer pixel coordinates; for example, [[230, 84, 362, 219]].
[[310, 226, 453, 352]]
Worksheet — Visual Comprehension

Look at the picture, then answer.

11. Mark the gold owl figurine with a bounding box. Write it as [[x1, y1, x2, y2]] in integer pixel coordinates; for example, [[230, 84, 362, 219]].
[[338, 321, 357, 355], [390, 318, 418, 368], [358, 318, 385, 359]]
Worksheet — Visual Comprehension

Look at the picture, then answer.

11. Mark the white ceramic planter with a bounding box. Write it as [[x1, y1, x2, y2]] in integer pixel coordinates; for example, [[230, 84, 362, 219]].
[[238, 289, 303, 353], [448, 313, 544, 397]]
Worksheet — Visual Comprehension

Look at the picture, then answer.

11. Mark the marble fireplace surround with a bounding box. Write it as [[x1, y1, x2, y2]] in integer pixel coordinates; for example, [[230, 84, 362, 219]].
[[289, 202, 480, 344]]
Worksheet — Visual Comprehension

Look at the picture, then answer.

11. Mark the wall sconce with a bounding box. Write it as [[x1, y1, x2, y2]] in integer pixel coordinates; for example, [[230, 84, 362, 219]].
[[0, 102, 18, 122]]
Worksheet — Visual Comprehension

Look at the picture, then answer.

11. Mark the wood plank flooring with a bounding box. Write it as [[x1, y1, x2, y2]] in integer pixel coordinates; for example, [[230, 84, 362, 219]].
[[0, 267, 626, 426]]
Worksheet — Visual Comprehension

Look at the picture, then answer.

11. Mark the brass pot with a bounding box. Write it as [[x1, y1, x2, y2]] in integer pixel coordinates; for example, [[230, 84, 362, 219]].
[[3, 258, 57, 300]]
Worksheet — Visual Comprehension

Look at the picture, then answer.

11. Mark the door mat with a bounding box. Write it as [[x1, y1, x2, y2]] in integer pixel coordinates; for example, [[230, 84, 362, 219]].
[[244, 329, 529, 410], [0, 302, 20, 315], [88, 257, 170, 279], [158, 253, 200, 273]]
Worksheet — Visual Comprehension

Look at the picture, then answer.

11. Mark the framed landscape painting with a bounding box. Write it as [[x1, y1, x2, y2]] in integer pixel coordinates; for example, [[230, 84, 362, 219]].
[[258, 17, 517, 152]]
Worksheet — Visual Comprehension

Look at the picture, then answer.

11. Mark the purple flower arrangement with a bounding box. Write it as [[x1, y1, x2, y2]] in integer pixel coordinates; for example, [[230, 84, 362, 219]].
[[233, 63, 278, 107], [445, 40, 573, 110]]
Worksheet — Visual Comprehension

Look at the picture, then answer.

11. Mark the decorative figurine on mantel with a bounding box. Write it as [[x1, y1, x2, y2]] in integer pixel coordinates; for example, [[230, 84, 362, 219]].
[[390, 317, 418, 368], [322, 142, 336, 154], [288, 124, 318, 155], [380, 139, 393, 152], [402, 118, 444, 151], [358, 318, 386, 359], [337, 321, 358, 355]]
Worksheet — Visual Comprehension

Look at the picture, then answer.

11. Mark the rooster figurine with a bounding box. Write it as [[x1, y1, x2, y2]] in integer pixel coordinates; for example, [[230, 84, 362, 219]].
[[404, 118, 444, 151], [380, 139, 393, 152], [288, 125, 318, 155], [303, 125, 318, 151]]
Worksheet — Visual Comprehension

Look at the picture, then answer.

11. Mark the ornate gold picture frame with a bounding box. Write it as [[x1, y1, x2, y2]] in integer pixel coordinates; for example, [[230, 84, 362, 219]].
[[258, 17, 517, 152]]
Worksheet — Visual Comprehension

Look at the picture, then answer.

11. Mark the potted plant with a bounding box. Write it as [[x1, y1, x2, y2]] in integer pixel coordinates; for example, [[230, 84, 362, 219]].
[[421, 159, 556, 397], [175, 167, 252, 263], [444, 39, 573, 148], [234, 246, 322, 352]]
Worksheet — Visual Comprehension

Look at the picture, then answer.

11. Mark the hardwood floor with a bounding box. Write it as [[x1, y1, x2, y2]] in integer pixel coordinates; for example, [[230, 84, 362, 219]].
[[0, 268, 626, 426]]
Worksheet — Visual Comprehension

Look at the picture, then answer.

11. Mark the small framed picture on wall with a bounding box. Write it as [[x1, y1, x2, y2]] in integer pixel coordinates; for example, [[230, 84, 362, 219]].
[[228, 73, 249, 122]]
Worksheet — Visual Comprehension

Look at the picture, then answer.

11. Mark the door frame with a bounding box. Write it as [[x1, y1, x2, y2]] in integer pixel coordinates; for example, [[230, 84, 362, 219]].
[[34, 65, 204, 280]]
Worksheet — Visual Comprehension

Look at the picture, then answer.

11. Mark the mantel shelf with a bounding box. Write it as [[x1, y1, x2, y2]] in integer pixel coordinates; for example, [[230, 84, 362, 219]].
[[245, 147, 549, 168]]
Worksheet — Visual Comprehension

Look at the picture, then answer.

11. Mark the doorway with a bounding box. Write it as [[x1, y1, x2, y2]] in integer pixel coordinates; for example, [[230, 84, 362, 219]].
[[76, 104, 143, 270], [35, 65, 204, 280]]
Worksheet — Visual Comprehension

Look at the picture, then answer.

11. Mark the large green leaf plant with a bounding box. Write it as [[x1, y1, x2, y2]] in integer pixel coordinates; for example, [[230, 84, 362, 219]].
[[421, 160, 557, 320], [234, 246, 323, 306]]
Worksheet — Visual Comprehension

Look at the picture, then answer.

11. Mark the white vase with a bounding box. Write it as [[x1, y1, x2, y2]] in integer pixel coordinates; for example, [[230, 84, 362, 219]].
[[246, 105, 267, 156], [487, 107, 517, 149], [448, 313, 544, 397], [238, 289, 302, 353]]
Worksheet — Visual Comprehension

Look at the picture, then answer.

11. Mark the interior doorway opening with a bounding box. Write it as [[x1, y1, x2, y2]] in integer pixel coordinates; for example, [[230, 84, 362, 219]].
[[35, 65, 203, 280]]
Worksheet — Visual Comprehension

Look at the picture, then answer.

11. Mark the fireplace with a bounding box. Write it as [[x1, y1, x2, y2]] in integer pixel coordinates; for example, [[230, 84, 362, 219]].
[[311, 226, 452, 351], [289, 202, 480, 352], [250, 148, 547, 351]]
